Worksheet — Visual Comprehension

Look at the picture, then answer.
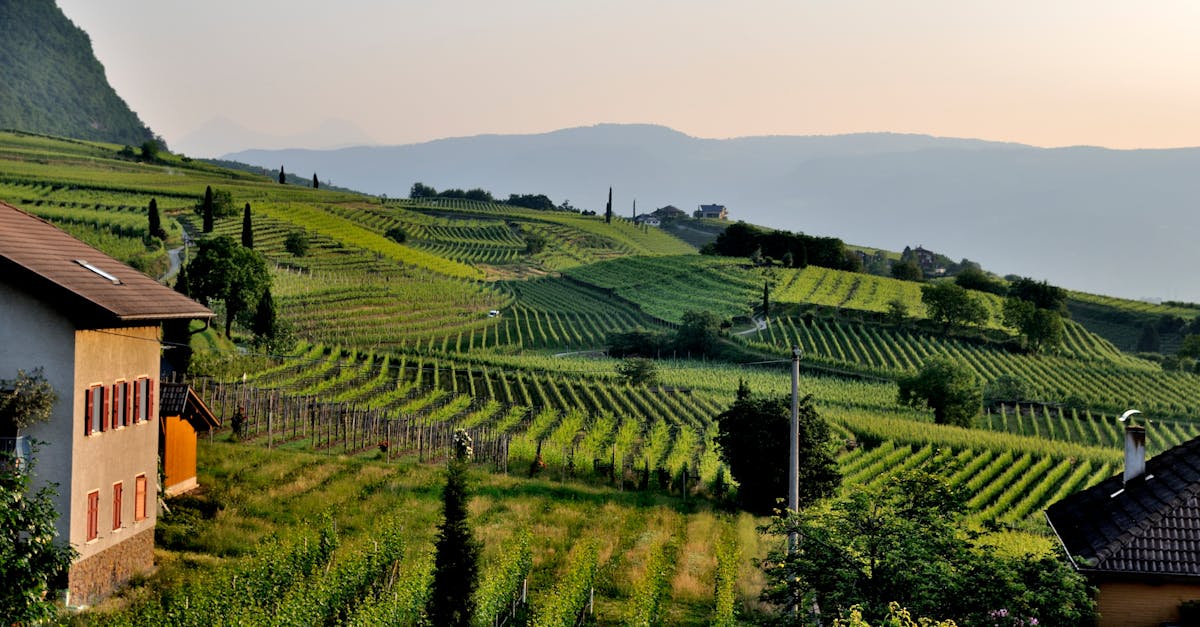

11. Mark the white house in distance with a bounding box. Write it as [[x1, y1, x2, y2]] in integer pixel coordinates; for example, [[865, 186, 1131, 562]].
[[0, 201, 213, 604]]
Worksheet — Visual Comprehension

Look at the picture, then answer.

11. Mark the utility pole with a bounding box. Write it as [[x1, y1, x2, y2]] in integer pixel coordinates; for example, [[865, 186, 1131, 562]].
[[788, 346, 801, 549]]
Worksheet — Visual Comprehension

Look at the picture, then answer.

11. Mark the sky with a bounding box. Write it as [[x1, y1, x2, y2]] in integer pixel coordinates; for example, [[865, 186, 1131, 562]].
[[57, 1, 1200, 156]]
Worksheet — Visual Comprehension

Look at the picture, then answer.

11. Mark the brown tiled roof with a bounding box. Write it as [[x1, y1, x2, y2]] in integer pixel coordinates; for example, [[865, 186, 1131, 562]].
[[1045, 434, 1200, 578], [0, 201, 212, 326]]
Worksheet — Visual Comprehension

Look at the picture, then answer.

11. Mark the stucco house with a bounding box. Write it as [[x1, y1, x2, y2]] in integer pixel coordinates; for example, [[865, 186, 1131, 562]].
[[694, 204, 728, 220], [0, 201, 213, 604], [633, 214, 661, 227], [1046, 423, 1200, 626]]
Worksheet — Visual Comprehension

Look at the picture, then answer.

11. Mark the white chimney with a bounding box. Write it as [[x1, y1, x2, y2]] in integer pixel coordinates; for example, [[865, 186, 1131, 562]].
[[1123, 424, 1146, 484]]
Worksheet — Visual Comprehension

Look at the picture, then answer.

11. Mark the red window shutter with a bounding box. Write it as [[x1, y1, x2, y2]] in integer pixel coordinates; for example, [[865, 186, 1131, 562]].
[[111, 384, 120, 430], [87, 491, 99, 541], [134, 475, 147, 521], [126, 382, 134, 425], [113, 483, 123, 530], [84, 387, 94, 436], [148, 378, 155, 421], [100, 386, 109, 432]]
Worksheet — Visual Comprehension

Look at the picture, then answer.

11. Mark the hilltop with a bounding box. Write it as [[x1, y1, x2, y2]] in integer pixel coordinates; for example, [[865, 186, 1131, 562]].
[[227, 123, 1200, 303], [0, 0, 155, 147]]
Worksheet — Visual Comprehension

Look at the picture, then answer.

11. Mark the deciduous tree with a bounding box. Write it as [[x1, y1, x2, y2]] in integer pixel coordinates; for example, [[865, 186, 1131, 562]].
[[1002, 297, 1064, 352], [187, 236, 270, 337], [920, 282, 988, 330], [763, 466, 1095, 625], [616, 357, 659, 386], [897, 356, 981, 427], [284, 230, 309, 257]]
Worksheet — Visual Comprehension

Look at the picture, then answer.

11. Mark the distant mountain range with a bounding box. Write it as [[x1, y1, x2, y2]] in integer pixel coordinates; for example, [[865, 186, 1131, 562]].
[[177, 116, 375, 158], [0, 0, 154, 146], [225, 124, 1200, 303]]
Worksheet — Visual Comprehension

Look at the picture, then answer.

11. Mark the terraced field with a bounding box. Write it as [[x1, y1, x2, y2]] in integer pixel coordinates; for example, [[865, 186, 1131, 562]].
[[9, 130, 1200, 621]]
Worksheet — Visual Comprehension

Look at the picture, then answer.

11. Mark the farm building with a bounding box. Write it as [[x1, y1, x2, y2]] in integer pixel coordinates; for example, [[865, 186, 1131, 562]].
[[651, 205, 687, 220], [1046, 423, 1200, 626], [0, 201, 213, 604], [159, 382, 220, 496], [633, 214, 661, 227], [694, 204, 728, 220]]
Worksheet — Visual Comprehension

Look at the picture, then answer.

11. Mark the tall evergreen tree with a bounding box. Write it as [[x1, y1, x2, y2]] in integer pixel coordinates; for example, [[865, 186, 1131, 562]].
[[426, 432, 480, 626], [605, 186, 613, 224], [312, 173, 319, 189], [762, 280, 770, 323], [241, 203, 253, 248], [278, 165, 286, 184], [250, 286, 277, 340], [147, 198, 166, 239], [202, 185, 214, 233]]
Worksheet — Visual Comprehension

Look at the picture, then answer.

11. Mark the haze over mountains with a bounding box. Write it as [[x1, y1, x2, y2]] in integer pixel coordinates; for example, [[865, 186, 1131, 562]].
[[227, 124, 1200, 303]]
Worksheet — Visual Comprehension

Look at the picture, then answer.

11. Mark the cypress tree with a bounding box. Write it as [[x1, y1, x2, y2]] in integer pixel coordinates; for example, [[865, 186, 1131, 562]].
[[763, 280, 770, 323], [605, 186, 613, 224], [312, 173, 319, 189], [250, 287, 276, 340], [148, 198, 166, 239], [202, 185, 214, 233], [278, 165, 286, 184], [426, 432, 479, 626], [174, 263, 190, 297], [241, 203, 253, 248]]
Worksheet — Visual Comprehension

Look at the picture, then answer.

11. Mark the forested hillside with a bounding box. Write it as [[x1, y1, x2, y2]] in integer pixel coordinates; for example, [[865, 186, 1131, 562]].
[[0, 0, 155, 147]]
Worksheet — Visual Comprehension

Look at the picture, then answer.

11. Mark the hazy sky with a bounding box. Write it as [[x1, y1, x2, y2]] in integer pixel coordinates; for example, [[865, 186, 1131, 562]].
[[58, 1, 1200, 154]]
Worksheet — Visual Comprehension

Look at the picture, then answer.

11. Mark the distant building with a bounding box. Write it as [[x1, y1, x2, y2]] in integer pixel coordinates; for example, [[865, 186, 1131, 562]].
[[1046, 424, 1200, 626], [911, 246, 938, 271], [633, 214, 661, 227], [652, 205, 687, 220], [694, 204, 728, 220]]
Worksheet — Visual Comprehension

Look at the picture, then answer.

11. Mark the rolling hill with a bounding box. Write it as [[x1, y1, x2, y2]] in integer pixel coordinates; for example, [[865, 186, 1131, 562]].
[[227, 123, 1200, 304], [6, 130, 1200, 622]]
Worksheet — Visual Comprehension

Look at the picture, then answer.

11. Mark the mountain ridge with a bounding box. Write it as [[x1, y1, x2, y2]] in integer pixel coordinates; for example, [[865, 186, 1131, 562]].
[[225, 124, 1200, 303], [0, 0, 155, 147]]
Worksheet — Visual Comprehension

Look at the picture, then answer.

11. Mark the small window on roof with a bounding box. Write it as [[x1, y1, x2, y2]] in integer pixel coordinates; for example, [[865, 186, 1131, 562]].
[[74, 259, 121, 285]]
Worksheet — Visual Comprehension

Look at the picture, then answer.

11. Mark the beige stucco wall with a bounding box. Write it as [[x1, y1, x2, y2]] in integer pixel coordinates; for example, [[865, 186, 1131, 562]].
[[1097, 581, 1200, 627], [71, 327, 161, 562]]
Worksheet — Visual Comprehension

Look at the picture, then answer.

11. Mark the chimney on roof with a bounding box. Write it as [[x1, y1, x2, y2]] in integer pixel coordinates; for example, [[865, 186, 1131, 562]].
[[1124, 424, 1146, 484]]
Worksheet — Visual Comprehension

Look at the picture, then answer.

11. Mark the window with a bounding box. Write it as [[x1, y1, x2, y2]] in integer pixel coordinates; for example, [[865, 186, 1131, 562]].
[[85, 385, 104, 435], [112, 482, 123, 531], [134, 474, 147, 522], [86, 490, 99, 541], [135, 377, 154, 423], [111, 382, 126, 429]]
